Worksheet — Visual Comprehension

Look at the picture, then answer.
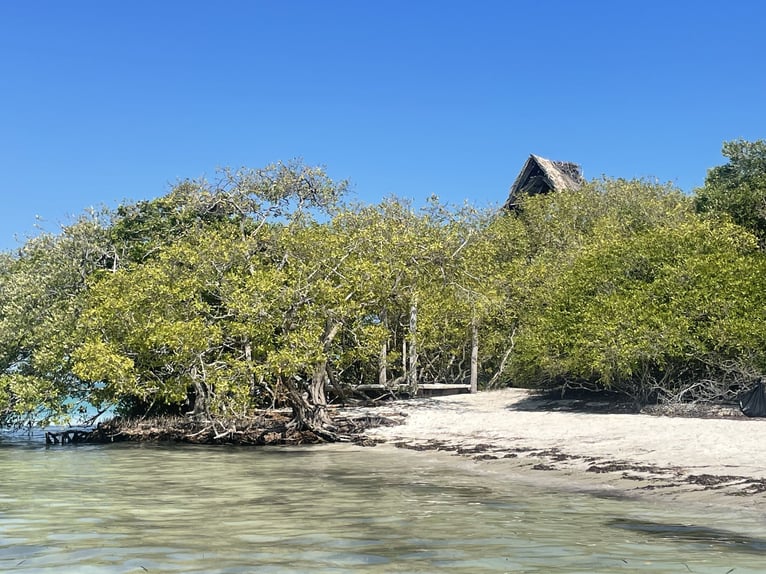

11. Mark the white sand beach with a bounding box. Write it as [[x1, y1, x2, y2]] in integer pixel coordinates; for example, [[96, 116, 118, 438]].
[[361, 388, 766, 506]]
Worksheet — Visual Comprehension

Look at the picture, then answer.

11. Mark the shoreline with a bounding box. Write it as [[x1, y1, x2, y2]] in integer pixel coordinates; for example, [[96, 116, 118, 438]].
[[8, 387, 766, 508], [359, 388, 766, 508]]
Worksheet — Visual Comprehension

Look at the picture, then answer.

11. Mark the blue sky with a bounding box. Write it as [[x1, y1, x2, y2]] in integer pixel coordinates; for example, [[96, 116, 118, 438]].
[[1, 1, 764, 250]]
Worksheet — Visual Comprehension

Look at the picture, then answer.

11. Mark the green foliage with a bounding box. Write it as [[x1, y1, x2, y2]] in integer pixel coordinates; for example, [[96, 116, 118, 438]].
[[695, 139, 766, 243], [5, 149, 766, 429], [511, 181, 766, 401], [109, 160, 348, 265], [0, 211, 113, 426], [72, 162, 352, 425], [519, 177, 692, 258], [325, 198, 524, 388]]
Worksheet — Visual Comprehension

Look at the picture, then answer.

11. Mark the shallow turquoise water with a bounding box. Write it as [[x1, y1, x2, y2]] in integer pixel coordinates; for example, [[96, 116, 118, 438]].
[[0, 439, 764, 573]]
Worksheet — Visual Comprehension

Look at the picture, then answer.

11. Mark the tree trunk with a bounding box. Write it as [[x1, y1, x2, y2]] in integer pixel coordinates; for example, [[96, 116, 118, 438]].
[[244, 340, 256, 396], [407, 300, 418, 394], [308, 362, 332, 425], [486, 327, 516, 389], [191, 382, 206, 420], [402, 339, 407, 380], [191, 368, 210, 422], [282, 374, 338, 440], [286, 319, 342, 440], [378, 309, 388, 386], [470, 319, 479, 394]]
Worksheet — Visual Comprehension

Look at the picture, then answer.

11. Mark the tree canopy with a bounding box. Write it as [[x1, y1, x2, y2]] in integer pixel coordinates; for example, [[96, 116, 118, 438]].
[[2, 143, 766, 435], [695, 139, 766, 244]]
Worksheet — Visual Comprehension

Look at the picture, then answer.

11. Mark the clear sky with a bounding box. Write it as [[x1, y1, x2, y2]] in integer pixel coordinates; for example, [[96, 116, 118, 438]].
[[1, 1, 764, 250]]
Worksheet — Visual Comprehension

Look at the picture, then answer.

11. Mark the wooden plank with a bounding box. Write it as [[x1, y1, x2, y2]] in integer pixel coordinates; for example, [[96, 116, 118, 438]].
[[355, 383, 471, 395]]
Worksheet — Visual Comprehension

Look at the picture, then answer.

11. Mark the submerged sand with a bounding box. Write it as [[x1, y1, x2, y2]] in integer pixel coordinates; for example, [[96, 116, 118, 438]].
[[359, 388, 766, 507]]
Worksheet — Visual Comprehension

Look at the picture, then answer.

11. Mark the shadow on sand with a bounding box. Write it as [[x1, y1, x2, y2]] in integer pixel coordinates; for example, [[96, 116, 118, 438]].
[[506, 388, 639, 415]]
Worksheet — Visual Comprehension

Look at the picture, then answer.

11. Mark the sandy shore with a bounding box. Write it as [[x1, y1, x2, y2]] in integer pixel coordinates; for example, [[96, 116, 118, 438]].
[[360, 388, 766, 507]]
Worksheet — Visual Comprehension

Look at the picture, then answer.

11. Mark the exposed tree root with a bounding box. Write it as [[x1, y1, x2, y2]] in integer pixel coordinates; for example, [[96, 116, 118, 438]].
[[68, 408, 404, 446]]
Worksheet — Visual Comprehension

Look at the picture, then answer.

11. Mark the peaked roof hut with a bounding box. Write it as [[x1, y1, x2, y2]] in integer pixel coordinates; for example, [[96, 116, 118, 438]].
[[503, 154, 585, 209]]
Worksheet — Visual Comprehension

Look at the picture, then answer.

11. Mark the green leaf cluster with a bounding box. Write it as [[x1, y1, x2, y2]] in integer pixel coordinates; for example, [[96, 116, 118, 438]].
[[695, 139, 766, 244], [3, 144, 766, 427], [510, 168, 766, 402]]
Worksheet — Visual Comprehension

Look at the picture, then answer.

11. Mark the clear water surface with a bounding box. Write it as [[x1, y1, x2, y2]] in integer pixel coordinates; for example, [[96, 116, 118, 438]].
[[0, 437, 764, 573]]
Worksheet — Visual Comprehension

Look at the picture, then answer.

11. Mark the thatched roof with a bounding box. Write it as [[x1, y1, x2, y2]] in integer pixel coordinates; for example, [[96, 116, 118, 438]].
[[504, 154, 584, 209]]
